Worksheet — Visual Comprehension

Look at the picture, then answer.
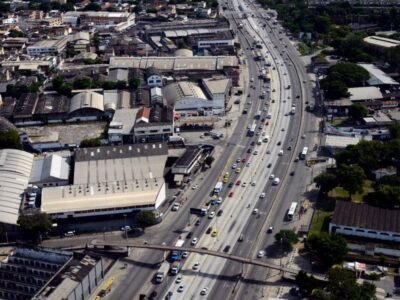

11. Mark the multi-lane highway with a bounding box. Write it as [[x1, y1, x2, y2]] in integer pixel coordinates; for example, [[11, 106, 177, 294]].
[[104, 0, 318, 298]]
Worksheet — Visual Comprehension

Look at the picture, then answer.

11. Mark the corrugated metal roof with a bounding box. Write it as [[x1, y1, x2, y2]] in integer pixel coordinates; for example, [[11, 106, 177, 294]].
[[0, 149, 33, 225], [332, 201, 400, 233]]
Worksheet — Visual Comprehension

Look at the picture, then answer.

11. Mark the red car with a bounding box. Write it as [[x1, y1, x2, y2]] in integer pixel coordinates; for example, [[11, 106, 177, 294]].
[[241, 157, 246, 162], [228, 192, 234, 197], [235, 180, 241, 186], [265, 121, 269, 125]]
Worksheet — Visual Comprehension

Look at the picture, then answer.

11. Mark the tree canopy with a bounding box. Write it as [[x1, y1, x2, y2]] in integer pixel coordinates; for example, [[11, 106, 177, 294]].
[[0, 130, 22, 150], [307, 233, 347, 267], [314, 172, 338, 194], [274, 229, 298, 253], [136, 211, 157, 227], [349, 103, 368, 121], [80, 138, 101, 148], [18, 213, 53, 238], [336, 164, 366, 199]]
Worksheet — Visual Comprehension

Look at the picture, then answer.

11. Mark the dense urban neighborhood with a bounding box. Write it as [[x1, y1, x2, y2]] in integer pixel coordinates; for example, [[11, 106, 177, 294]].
[[0, 0, 399, 299]]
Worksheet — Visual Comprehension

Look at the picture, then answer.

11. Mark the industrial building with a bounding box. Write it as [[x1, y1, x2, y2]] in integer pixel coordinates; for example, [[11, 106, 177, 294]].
[[41, 143, 169, 220], [0, 149, 34, 225], [29, 153, 70, 188]]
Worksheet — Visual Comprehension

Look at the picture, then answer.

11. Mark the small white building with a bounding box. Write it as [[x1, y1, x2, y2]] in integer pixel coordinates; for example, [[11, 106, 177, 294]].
[[150, 87, 163, 104], [27, 36, 70, 56], [29, 154, 70, 187]]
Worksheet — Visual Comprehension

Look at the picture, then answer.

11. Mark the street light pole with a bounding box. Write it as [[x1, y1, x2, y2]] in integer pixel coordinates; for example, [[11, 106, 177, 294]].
[[124, 214, 127, 239]]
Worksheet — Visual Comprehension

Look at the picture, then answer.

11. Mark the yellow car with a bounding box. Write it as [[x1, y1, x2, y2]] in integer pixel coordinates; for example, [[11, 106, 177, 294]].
[[235, 167, 241, 174], [211, 229, 218, 237], [223, 177, 229, 183]]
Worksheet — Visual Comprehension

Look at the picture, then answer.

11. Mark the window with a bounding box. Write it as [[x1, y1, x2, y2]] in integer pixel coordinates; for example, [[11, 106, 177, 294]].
[[162, 128, 171, 132], [344, 227, 353, 231], [367, 231, 377, 234], [355, 229, 364, 232]]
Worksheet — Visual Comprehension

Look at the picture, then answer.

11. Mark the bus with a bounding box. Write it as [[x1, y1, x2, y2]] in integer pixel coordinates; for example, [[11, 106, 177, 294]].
[[214, 182, 223, 194], [247, 123, 256, 136], [287, 202, 298, 220], [300, 147, 308, 160]]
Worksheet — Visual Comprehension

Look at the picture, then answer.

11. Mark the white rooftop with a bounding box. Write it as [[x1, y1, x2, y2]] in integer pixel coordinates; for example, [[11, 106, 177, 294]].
[[325, 135, 361, 148], [363, 36, 400, 48], [358, 63, 399, 86], [348, 87, 383, 101], [108, 108, 138, 136]]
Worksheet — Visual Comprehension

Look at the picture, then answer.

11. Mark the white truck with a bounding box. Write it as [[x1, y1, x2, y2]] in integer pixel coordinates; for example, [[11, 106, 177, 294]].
[[155, 262, 170, 283], [170, 261, 181, 275], [290, 106, 295, 115]]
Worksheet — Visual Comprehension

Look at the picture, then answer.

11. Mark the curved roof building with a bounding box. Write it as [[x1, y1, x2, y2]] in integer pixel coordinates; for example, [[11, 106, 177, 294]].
[[69, 92, 104, 118]]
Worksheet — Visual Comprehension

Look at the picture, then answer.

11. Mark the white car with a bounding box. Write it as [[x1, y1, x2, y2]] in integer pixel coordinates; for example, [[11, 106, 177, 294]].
[[178, 285, 185, 292], [192, 184, 199, 190], [200, 287, 209, 296], [278, 150, 284, 156], [191, 237, 198, 245], [182, 251, 189, 258], [253, 208, 259, 215], [176, 275, 183, 283], [246, 162, 251, 167], [260, 192, 266, 198], [232, 163, 237, 169], [216, 197, 222, 204], [251, 181, 256, 186], [121, 226, 131, 231], [171, 203, 180, 211], [193, 262, 200, 270], [208, 211, 215, 219], [269, 174, 275, 180], [257, 250, 265, 258]]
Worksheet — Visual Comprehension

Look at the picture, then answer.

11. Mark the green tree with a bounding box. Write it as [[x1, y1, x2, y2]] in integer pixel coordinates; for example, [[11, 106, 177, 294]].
[[80, 138, 101, 148], [115, 80, 127, 90], [0, 130, 22, 150], [314, 172, 338, 194], [321, 79, 349, 99], [337, 164, 366, 199], [8, 29, 24, 38], [136, 211, 157, 227], [73, 76, 92, 89], [129, 76, 141, 89], [307, 233, 347, 267], [315, 15, 331, 34], [59, 83, 72, 96], [52, 76, 64, 91], [348, 103, 368, 121], [204, 156, 215, 166], [132, 5, 142, 13], [389, 123, 400, 140], [146, 7, 157, 13], [326, 267, 376, 300], [274, 229, 298, 253], [18, 213, 53, 239], [295, 271, 326, 297], [324, 62, 370, 87]]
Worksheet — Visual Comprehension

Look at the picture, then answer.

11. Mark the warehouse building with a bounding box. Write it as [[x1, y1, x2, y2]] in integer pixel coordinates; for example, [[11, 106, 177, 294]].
[[41, 143, 168, 220], [0, 149, 34, 225]]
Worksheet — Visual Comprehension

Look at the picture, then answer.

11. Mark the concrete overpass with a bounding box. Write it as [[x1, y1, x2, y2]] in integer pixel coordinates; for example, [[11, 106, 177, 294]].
[[91, 240, 298, 274]]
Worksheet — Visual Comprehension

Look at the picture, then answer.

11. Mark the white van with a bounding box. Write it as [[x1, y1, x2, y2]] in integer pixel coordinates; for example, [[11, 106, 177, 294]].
[[257, 139, 262, 145], [273, 178, 280, 185]]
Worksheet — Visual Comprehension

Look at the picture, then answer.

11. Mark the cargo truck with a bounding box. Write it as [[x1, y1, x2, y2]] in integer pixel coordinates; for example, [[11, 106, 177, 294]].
[[155, 262, 170, 283], [169, 261, 181, 275], [169, 239, 185, 261]]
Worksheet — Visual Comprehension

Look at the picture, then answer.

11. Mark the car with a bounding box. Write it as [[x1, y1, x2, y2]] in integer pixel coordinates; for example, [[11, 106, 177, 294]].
[[211, 229, 218, 237], [253, 208, 259, 215], [165, 291, 173, 300], [171, 203, 180, 211], [250, 141, 255, 146], [217, 209, 223, 216], [257, 250, 265, 258], [228, 191, 234, 197], [266, 150, 271, 154], [176, 275, 183, 283], [296, 95, 300, 98], [251, 181, 256, 186], [253, 150, 258, 155], [235, 167, 241, 174], [267, 226, 274, 233], [208, 211, 215, 219], [195, 219, 201, 226], [187, 232, 193, 239], [246, 162, 251, 167], [267, 163, 272, 168], [200, 287, 209, 296], [216, 197, 222, 204], [241, 157, 246, 162], [241, 182, 247, 187], [290, 171, 295, 176], [193, 262, 200, 270], [64, 230, 76, 237], [301, 134, 306, 139], [206, 227, 212, 234], [260, 192, 266, 198], [232, 163, 237, 169], [191, 237, 198, 245], [294, 158, 299, 162], [121, 226, 131, 232], [236, 158, 241, 163], [269, 174, 275, 180], [247, 148, 252, 154], [236, 180, 241, 186], [182, 251, 189, 258], [277, 141, 281, 146], [223, 245, 231, 253], [287, 146, 292, 151], [228, 182, 234, 188], [281, 128, 285, 131], [192, 184, 199, 190], [178, 285, 184, 292]]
